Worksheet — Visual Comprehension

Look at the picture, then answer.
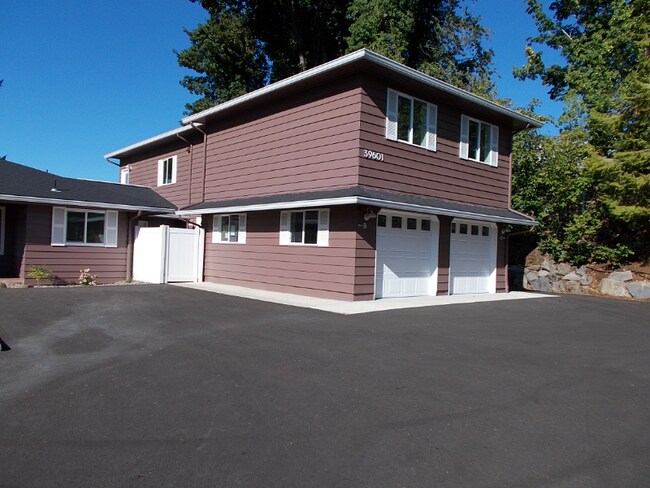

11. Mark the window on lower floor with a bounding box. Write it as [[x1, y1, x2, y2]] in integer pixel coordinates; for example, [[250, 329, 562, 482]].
[[51, 207, 118, 247], [212, 214, 246, 243], [280, 209, 329, 246]]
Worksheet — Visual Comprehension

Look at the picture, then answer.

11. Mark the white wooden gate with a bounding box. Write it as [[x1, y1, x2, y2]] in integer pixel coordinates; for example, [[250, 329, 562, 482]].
[[133, 225, 204, 284]]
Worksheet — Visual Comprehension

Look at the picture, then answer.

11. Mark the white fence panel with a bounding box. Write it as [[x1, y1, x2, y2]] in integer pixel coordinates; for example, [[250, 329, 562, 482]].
[[133, 226, 167, 284], [166, 227, 202, 282]]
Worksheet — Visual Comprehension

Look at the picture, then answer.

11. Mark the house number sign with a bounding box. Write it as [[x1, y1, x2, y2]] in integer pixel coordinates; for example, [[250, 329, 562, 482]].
[[363, 149, 385, 162]]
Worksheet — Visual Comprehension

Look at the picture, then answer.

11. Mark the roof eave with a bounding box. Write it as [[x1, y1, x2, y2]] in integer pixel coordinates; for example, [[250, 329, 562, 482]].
[[176, 195, 535, 226], [0, 193, 176, 213]]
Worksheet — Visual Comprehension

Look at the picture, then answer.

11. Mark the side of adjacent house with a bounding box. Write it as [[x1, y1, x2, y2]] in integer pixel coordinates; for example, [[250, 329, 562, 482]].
[[106, 49, 542, 300], [0, 159, 175, 284]]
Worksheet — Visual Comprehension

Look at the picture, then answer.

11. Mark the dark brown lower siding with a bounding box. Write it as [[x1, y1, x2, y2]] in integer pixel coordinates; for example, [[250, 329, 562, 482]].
[[496, 223, 507, 293], [203, 205, 374, 301], [22, 205, 129, 285], [437, 216, 452, 295]]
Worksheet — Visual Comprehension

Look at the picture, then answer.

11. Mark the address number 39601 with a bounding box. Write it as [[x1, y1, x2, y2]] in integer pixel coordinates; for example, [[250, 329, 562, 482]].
[[363, 149, 384, 162]]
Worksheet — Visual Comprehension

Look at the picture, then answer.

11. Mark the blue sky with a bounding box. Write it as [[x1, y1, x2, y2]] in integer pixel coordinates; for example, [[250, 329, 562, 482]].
[[1, 0, 563, 182]]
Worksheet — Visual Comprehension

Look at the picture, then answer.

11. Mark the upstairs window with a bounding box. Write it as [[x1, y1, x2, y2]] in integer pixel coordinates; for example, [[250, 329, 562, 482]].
[[460, 115, 499, 166], [386, 89, 437, 151], [120, 167, 129, 184], [212, 214, 246, 244], [279, 209, 329, 246], [157, 156, 177, 186]]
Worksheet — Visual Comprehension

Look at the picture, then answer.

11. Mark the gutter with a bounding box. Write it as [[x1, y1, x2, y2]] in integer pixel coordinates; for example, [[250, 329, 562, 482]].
[[0, 193, 175, 213], [175, 195, 536, 226]]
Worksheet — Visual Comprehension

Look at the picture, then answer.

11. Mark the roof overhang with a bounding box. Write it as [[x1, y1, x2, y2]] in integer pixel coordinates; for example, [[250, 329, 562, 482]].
[[177, 195, 535, 226], [106, 49, 543, 159], [0, 194, 176, 213], [104, 124, 200, 160]]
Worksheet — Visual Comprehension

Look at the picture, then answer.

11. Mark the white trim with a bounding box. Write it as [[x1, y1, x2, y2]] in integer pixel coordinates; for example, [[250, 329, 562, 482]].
[[0, 193, 173, 213], [387, 88, 437, 151], [178, 196, 535, 226], [158, 155, 177, 186], [0, 206, 5, 256], [120, 167, 129, 184], [104, 124, 198, 159], [460, 115, 499, 167], [182, 50, 542, 127], [106, 50, 542, 160], [279, 208, 329, 246], [212, 213, 247, 244]]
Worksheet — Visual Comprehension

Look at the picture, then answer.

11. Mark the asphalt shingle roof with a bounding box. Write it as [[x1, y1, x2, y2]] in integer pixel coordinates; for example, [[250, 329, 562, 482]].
[[0, 159, 175, 211], [181, 186, 535, 225]]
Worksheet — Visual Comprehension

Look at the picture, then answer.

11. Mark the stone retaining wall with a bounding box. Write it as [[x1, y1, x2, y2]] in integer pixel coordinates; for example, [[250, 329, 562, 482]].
[[513, 256, 650, 300]]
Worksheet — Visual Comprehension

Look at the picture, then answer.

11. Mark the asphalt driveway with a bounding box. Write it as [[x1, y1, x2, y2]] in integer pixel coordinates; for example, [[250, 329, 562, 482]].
[[1, 285, 649, 488]]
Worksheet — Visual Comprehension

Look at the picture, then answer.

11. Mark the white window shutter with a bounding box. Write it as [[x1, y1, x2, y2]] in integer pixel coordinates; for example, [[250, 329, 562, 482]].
[[105, 211, 118, 247], [212, 215, 221, 243], [460, 115, 469, 159], [427, 104, 438, 151], [279, 211, 290, 245], [238, 214, 247, 243], [171, 156, 178, 184], [157, 159, 164, 186], [490, 125, 499, 167], [317, 209, 330, 247], [51, 207, 66, 246], [385, 89, 398, 141]]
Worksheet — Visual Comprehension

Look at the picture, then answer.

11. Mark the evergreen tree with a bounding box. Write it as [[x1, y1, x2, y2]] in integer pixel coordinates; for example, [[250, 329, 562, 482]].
[[513, 0, 649, 262], [176, 0, 496, 114]]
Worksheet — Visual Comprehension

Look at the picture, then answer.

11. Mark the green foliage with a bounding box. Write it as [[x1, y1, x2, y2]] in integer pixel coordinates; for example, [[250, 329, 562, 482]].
[[27, 265, 52, 286], [177, 0, 496, 114], [513, 0, 650, 263]]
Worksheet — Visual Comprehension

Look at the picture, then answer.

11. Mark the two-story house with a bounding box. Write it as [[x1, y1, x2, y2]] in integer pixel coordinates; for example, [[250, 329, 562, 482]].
[[106, 49, 542, 301]]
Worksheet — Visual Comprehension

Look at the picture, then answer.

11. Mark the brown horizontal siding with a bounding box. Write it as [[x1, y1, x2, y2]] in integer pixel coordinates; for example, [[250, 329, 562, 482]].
[[201, 87, 364, 202], [22, 205, 129, 285], [203, 206, 370, 301], [436, 217, 452, 295], [358, 79, 512, 209], [126, 140, 198, 209]]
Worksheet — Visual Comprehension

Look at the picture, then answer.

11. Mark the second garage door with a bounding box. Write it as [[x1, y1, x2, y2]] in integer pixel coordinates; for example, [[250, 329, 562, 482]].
[[375, 212, 438, 298], [449, 220, 497, 294]]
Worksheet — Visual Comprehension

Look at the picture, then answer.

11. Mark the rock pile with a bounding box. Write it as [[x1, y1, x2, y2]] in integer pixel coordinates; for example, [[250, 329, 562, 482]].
[[521, 257, 650, 300]]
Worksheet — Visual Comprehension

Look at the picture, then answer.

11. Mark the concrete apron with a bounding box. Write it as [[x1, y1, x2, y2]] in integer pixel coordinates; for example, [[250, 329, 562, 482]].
[[173, 282, 556, 315]]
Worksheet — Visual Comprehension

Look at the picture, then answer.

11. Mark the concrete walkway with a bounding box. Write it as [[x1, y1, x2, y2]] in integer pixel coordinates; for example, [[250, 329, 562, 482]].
[[173, 281, 556, 314]]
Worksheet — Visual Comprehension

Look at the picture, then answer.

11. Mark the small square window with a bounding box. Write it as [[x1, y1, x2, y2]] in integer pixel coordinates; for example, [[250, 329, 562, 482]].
[[482, 226, 490, 237], [421, 219, 430, 231], [407, 218, 417, 230], [391, 216, 402, 228], [451, 222, 456, 233], [459, 224, 468, 234], [471, 225, 479, 236], [378, 214, 386, 227]]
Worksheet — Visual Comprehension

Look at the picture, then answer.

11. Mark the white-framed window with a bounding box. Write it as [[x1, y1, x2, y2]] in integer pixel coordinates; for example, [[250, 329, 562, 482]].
[[0, 206, 5, 256], [460, 115, 499, 166], [279, 209, 329, 246], [212, 214, 246, 244], [157, 155, 177, 186], [120, 167, 129, 184], [386, 89, 437, 151], [51, 207, 118, 247]]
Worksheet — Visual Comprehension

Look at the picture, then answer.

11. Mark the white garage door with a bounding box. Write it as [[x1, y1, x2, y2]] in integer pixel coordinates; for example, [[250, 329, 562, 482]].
[[449, 220, 497, 294], [376, 212, 438, 298]]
